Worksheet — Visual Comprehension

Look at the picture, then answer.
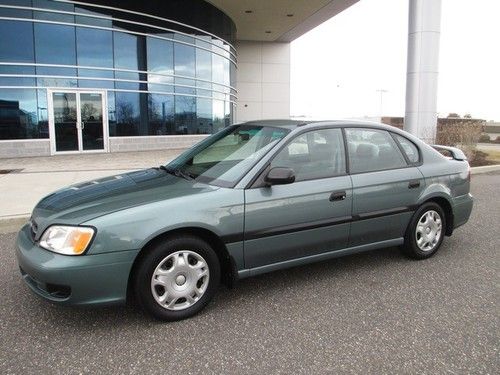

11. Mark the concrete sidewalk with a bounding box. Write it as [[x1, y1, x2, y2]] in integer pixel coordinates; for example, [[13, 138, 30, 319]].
[[0, 149, 184, 230]]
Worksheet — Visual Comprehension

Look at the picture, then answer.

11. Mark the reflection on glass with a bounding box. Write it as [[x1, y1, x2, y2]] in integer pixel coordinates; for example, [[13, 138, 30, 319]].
[[114, 32, 139, 70], [114, 92, 140, 136], [76, 28, 113, 67], [77, 68, 114, 89], [147, 37, 173, 76], [0, 89, 38, 140], [148, 94, 174, 135], [212, 50, 225, 85], [196, 48, 212, 82], [174, 96, 196, 134], [75, 7, 113, 27], [174, 43, 195, 77], [53, 92, 78, 151], [0, 0, 32, 18], [36, 89, 49, 138], [0, 21, 34, 62], [196, 98, 212, 134], [36, 66, 77, 88], [212, 99, 225, 133], [34, 23, 76, 65], [175, 78, 195, 95], [33, 0, 75, 23], [80, 93, 104, 150]]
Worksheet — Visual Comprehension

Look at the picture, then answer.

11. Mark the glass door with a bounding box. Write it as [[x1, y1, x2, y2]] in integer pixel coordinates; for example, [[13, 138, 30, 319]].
[[52, 92, 78, 152], [49, 90, 107, 154], [80, 93, 104, 151]]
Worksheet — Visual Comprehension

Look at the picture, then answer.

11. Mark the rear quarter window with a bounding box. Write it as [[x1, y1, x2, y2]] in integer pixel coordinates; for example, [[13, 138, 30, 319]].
[[394, 134, 420, 164]]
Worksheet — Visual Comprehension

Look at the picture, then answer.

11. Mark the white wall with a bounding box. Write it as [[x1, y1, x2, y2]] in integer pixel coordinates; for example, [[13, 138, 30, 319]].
[[235, 41, 291, 122]]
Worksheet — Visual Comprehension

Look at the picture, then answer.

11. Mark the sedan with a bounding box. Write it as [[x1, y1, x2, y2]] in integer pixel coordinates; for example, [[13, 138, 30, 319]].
[[16, 120, 473, 321]]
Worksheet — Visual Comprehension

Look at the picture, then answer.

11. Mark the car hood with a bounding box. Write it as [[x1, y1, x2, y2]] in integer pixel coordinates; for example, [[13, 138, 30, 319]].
[[30, 168, 219, 231]]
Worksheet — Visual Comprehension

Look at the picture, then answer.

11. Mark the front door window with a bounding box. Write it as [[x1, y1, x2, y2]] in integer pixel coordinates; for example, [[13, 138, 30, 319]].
[[51, 91, 106, 153]]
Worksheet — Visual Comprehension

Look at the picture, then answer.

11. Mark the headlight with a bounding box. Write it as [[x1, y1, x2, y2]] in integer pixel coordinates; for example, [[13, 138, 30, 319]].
[[39, 225, 95, 255]]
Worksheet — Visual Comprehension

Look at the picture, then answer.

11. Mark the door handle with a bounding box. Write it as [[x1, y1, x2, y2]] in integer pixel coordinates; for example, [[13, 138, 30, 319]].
[[329, 191, 346, 202], [408, 180, 421, 189]]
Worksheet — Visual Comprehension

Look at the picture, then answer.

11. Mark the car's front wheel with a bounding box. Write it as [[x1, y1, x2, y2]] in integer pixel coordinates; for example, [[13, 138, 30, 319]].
[[402, 202, 446, 259], [133, 235, 220, 321]]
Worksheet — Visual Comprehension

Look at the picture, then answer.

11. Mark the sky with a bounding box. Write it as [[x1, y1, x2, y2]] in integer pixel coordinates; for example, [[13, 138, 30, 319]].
[[290, 0, 500, 122]]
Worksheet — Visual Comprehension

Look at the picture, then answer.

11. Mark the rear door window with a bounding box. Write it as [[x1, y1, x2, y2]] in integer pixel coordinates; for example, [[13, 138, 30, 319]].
[[345, 128, 407, 173]]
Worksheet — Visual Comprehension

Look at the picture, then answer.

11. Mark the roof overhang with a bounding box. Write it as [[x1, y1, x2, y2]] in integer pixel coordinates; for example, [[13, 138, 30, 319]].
[[205, 0, 359, 42]]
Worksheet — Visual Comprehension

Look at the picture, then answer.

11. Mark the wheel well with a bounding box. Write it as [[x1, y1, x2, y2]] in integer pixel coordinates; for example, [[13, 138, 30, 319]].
[[127, 227, 237, 302], [424, 197, 454, 236]]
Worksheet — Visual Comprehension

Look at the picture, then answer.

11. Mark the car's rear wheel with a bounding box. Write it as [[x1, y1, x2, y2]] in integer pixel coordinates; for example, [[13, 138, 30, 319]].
[[133, 235, 220, 321], [401, 202, 446, 259]]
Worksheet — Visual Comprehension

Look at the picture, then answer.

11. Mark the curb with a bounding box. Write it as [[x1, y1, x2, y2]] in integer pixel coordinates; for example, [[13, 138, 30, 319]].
[[1, 165, 499, 234], [471, 164, 500, 175], [0, 215, 29, 234]]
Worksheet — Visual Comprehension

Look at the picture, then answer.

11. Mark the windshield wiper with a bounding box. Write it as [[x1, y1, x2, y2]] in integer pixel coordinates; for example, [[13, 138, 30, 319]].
[[157, 166, 195, 181]]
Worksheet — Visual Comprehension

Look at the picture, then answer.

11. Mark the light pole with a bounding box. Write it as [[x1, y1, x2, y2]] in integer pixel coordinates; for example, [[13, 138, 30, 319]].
[[376, 89, 388, 120]]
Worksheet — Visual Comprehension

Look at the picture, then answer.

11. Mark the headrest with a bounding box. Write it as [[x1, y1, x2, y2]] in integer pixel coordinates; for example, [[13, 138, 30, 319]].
[[356, 143, 379, 158]]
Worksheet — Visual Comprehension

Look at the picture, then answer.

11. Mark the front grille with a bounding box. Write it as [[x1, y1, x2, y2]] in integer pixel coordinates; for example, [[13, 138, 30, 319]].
[[29, 218, 38, 240]]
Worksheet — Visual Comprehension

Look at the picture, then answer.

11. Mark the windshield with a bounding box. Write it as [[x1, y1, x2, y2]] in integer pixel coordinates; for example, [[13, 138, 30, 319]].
[[165, 125, 290, 187]]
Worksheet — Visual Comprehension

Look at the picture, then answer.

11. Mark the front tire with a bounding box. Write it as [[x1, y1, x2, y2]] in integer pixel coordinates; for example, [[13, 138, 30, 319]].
[[133, 236, 220, 321], [401, 202, 446, 259]]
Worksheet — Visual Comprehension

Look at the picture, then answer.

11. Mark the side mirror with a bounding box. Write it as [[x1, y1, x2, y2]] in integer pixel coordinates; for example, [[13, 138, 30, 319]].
[[264, 167, 295, 186]]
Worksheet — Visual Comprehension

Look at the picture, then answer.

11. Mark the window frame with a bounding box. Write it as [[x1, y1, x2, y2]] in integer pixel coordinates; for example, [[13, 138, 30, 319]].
[[249, 126, 348, 188], [168, 124, 291, 188], [343, 127, 413, 175], [390, 132, 422, 166]]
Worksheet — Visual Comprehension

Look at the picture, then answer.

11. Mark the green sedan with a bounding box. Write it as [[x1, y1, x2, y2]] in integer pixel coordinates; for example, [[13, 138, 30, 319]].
[[16, 120, 473, 321]]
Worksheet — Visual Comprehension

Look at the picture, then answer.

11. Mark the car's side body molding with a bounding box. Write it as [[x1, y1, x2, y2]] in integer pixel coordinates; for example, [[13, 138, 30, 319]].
[[235, 205, 418, 243], [237, 238, 404, 278]]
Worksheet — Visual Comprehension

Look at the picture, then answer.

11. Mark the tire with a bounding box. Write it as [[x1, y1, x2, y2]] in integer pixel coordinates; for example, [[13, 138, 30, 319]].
[[133, 235, 220, 321], [401, 202, 446, 260]]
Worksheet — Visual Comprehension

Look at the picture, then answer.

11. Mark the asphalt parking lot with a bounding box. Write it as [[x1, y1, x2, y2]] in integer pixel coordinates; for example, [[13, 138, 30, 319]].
[[0, 173, 498, 374]]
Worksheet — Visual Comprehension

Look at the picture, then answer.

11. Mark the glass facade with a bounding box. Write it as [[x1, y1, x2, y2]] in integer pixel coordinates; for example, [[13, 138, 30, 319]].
[[0, 0, 236, 142]]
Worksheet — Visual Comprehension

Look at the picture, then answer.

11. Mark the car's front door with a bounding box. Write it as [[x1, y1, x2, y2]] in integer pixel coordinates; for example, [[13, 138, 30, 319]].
[[244, 128, 352, 269], [345, 128, 425, 247]]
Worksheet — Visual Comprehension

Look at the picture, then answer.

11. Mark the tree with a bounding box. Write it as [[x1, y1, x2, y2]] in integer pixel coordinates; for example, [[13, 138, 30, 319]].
[[447, 113, 460, 118]]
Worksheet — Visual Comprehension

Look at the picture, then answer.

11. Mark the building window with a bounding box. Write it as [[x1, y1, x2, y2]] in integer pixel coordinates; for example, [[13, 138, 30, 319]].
[[0, 0, 236, 144], [0, 89, 44, 139], [0, 21, 34, 62], [34, 23, 76, 65]]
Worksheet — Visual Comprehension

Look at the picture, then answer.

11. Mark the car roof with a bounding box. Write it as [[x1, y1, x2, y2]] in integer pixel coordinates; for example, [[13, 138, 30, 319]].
[[240, 119, 397, 131]]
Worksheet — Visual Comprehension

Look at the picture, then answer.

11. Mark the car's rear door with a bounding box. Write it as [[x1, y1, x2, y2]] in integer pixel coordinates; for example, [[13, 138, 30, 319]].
[[243, 127, 352, 269], [345, 128, 425, 247]]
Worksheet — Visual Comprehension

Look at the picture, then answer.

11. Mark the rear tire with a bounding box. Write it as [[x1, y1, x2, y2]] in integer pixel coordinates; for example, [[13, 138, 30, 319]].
[[133, 235, 220, 321], [401, 202, 446, 259]]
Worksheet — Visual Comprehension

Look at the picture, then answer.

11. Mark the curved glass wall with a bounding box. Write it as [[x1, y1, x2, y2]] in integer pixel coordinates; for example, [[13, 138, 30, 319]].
[[0, 0, 236, 140]]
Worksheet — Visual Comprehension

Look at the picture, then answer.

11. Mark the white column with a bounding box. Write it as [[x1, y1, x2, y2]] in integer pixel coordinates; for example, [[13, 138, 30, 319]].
[[404, 0, 442, 143], [235, 41, 290, 122]]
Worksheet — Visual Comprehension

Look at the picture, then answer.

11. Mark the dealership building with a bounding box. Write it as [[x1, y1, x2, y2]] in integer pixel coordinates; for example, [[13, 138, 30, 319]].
[[0, 0, 440, 158]]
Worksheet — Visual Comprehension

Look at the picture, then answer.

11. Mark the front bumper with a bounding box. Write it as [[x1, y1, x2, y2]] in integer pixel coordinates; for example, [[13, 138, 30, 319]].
[[16, 224, 139, 306]]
